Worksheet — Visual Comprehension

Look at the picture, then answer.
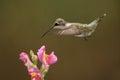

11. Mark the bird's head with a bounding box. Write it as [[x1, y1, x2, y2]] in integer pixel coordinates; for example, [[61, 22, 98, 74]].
[[53, 18, 67, 29]]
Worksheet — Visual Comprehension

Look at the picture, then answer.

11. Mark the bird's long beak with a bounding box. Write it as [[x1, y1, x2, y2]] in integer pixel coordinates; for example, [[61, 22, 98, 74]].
[[40, 24, 55, 39]]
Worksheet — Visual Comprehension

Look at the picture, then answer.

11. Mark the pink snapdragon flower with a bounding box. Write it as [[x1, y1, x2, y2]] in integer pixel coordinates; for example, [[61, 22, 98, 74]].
[[19, 52, 33, 69], [20, 52, 42, 80], [37, 45, 58, 66], [28, 68, 42, 80], [19, 45, 58, 80]]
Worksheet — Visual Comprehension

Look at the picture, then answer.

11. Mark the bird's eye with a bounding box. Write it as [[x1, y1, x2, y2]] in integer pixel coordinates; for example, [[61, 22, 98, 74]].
[[54, 23, 59, 26]]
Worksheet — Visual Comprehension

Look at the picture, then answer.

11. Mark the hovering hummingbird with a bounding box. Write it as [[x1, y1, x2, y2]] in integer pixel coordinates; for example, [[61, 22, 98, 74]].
[[40, 13, 106, 40]]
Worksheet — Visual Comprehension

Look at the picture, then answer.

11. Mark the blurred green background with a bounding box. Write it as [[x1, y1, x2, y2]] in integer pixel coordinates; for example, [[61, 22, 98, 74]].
[[0, 0, 120, 80]]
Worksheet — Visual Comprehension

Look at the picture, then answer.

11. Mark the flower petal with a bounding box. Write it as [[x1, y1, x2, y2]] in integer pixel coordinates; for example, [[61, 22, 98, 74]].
[[28, 68, 42, 80], [19, 52, 28, 63], [19, 52, 33, 69], [46, 51, 58, 65], [37, 45, 46, 64]]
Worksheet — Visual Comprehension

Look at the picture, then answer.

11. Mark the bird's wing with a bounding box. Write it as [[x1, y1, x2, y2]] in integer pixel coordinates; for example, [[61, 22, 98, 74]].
[[57, 26, 83, 35]]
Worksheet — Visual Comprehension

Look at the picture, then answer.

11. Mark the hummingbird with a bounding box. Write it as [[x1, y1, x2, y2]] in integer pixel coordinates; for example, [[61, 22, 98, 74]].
[[40, 13, 106, 40]]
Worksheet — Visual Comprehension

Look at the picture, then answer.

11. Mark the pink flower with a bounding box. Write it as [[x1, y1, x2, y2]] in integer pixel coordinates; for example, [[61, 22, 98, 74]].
[[19, 45, 58, 80], [28, 68, 42, 80], [19, 52, 33, 69], [37, 45, 58, 66]]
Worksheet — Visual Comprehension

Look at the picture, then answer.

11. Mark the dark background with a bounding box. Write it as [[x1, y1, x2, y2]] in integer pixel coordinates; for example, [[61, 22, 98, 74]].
[[0, 0, 120, 80]]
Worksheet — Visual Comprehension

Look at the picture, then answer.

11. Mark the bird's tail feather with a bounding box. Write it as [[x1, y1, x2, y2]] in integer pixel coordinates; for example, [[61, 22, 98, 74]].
[[88, 13, 106, 27], [96, 13, 106, 23]]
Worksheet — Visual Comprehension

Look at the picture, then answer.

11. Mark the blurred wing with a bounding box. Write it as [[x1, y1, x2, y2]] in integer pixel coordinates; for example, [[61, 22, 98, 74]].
[[58, 26, 82, 35]]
